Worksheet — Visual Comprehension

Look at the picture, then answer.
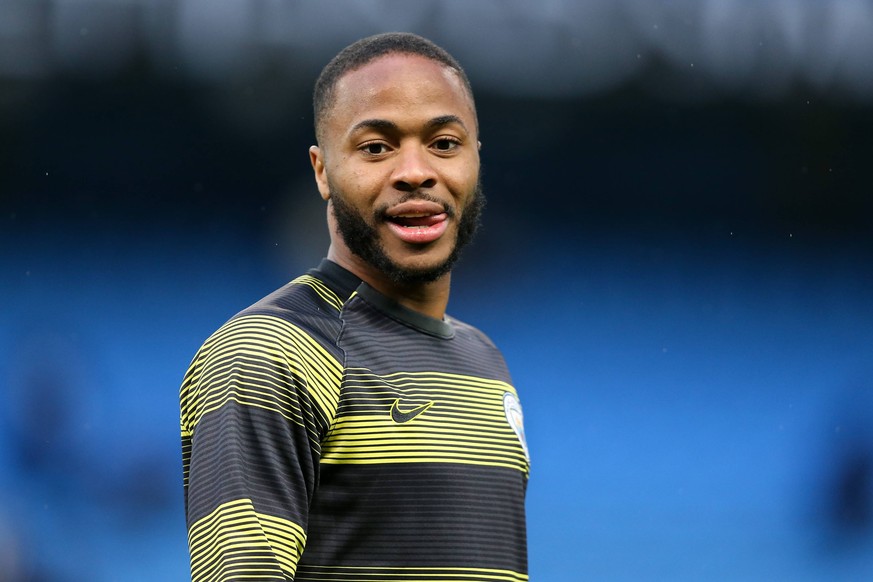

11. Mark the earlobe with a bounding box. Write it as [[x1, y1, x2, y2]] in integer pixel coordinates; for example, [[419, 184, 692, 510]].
[[309, 145, 331, 200]]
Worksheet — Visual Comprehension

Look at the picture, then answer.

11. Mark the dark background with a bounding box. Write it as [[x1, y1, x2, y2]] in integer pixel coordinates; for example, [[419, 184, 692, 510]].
[[2, 2, 872, 580]]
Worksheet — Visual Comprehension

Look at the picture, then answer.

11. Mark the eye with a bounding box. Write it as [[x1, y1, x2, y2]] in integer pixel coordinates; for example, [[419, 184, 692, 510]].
[[432, 137, 460, 152], [360, 142, 390, 156]]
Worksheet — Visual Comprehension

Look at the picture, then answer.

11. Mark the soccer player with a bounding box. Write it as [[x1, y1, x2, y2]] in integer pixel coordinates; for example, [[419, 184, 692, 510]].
[[180, 32, 530, 581]]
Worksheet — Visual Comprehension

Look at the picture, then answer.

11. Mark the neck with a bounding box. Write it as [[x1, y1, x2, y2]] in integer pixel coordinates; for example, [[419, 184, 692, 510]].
[[327, 245, 451, 320]]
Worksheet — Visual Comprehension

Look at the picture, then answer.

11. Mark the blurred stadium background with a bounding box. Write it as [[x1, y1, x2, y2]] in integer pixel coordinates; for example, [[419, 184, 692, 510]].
[[2, 1, 872, 580]]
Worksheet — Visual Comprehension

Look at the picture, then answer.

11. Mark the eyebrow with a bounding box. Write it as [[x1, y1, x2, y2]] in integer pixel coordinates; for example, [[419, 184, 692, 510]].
[[426, 115, 468, 132], [350, 118, 398, 134], [349, 115, 468, 135]]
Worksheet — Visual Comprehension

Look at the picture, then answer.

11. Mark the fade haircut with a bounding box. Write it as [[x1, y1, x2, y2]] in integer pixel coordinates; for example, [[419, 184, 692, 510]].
[[313, 32, 476, 145]]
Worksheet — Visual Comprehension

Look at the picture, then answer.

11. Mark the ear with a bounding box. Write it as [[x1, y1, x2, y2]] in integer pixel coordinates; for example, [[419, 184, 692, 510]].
[[477, 140, 482, 151], [309, 145, 331, 201]]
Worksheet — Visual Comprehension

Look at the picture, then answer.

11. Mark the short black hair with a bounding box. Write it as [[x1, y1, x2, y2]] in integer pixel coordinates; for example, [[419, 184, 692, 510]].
[[313, 32, 475, 145]]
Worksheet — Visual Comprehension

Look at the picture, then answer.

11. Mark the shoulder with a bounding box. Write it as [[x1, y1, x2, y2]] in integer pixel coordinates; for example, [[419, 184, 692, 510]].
[[212, 273, 347, 348], [441, 314, 514, 381], [240, 274, 345, 327], [446, 314, 500, 351], [186, 275, 347, 384], [181, 276, 347, 433]]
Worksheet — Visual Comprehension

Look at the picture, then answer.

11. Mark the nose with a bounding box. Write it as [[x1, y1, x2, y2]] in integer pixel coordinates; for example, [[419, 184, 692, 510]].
[[391, 145, 437, 192]]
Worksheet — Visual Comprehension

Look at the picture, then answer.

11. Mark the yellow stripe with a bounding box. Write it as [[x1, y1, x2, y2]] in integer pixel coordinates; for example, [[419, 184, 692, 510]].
[[289, 274, 343, 311], [188, 499, 305, 582], [320, 456, 525, 470], [346, 368, 517, 391], [326, 420, 515, 436], [180, 315, 342, 440], [188, 317, 341, 416]]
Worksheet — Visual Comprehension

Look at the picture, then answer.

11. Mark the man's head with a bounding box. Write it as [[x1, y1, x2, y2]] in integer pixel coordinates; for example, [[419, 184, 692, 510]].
[[313, 32, 476, 147], [309, 33, 483, 288]]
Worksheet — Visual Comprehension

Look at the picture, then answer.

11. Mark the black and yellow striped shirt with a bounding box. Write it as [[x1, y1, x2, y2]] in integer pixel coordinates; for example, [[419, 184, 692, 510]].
[[181, 259, 529, 581]]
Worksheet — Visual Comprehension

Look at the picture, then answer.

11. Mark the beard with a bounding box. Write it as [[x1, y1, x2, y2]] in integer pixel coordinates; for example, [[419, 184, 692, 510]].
[[329, 179, 485, 286]]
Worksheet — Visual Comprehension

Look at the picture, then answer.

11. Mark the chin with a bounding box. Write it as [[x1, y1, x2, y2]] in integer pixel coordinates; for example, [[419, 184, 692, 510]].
[[396, 257, 452, 276], [379, 250, 456, 285]]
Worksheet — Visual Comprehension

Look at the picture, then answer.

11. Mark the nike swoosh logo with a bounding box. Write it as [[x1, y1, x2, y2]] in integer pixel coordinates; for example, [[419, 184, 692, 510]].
[[390, 399, 434, 423]]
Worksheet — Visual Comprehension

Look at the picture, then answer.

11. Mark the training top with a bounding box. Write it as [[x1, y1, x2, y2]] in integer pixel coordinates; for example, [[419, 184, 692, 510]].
[[180, 259, 530, 581]]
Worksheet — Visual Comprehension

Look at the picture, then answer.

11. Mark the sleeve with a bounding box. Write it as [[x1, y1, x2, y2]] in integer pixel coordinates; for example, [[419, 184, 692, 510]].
[[180, 314, 342, 581]]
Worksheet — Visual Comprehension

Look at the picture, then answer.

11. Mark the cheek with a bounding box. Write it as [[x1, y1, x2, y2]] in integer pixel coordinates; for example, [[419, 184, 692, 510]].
[[449, 166, 480, 202], [337, 163, 382, 194]]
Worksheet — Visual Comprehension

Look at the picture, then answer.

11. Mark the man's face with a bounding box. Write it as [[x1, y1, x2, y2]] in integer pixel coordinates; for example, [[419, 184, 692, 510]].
[[311, 54, 482, 285]]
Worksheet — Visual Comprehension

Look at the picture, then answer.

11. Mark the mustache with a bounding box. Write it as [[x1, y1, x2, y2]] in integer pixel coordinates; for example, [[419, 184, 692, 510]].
[[373, 191, 457, 220]]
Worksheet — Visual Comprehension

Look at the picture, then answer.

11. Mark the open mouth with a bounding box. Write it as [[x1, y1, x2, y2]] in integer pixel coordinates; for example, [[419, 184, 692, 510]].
[[388, 212, 448, 229], [384, 201, 451, 244]]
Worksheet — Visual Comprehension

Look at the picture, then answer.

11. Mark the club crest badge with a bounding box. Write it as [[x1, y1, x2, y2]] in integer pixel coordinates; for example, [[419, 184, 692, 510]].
[[503, 391, 530, 462]]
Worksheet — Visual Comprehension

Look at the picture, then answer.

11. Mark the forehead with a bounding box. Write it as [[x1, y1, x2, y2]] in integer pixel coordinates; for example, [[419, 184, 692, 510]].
[[326, 54, 476, 138]]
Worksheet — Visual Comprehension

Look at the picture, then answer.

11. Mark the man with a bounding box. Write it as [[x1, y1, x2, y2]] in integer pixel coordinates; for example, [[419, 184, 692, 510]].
[[180, 32, 530, 581]]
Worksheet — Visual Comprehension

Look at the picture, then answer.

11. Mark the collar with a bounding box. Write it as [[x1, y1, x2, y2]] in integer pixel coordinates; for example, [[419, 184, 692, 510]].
[[313, 259, 455, 340], [310, 258, 362, 302]]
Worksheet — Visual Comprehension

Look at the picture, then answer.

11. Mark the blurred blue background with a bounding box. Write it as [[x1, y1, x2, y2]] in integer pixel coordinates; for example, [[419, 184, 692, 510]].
[[2, 1, 872, 580]]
